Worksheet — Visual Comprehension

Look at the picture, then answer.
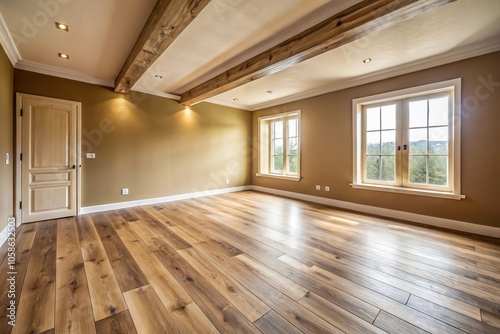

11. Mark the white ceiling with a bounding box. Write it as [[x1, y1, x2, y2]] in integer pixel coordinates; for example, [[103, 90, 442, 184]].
[[1, 0, 499, 110]]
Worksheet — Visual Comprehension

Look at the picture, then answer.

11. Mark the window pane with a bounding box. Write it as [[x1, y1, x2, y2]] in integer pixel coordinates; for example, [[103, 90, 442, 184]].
[[288, 155, 298, 173], [381, 130, 396, 155], [409, 128, 427, 155], [273, 156, 283, 172], [272, 138, 283, 156], [429, 127, 448, 155], [409, 100, 427, 128], [381, 156, 395, 181], [288, 118, 297, 137], [288, 137, 298, 155], [273, 121, 283, 139], [366, 107, 380, 131], [429, 96, 449, 126], [381, 105, 396, 130], [429, 156, 448, 186], [366, 156, 380, 180], [366, 131, 380, 155], [409, 156, 427, 184]]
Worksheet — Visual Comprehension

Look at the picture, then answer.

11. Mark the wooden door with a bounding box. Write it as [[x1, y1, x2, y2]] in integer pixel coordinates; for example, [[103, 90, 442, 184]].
[[21, 96, 80, 223]]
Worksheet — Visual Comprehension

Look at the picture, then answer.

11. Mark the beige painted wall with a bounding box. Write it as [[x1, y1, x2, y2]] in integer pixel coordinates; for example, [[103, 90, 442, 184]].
[[0, 45, 14, 233], [252, 51, 500, 228], [14, 70, 251, 207]]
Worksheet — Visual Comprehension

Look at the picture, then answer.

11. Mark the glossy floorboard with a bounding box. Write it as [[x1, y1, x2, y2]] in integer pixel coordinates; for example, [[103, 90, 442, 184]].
[[1, 191, 499, 333]]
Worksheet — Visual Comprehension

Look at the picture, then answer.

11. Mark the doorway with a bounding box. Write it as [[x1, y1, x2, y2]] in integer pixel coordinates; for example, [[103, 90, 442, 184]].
[[16, 93, 81, 223]]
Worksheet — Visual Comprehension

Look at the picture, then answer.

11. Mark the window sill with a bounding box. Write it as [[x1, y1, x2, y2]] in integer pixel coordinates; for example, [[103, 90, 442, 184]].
[[256, 173, 301, 181], [350, 183, 465, 200]]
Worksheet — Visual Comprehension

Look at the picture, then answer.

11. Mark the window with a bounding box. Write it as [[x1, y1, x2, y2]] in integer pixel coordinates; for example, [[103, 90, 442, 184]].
[[258, 111, 301, 180], [352, 79, 464, 199]]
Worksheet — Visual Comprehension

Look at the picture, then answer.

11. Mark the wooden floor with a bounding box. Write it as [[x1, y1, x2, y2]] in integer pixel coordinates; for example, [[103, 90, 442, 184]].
[[1, 191, 500, 334]]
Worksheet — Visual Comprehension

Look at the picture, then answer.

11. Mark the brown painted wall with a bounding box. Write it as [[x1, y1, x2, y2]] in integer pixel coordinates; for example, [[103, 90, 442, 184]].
[[14, 70, 251, 207], [0, 45, 14, 232], [252, 51, 500, 228]]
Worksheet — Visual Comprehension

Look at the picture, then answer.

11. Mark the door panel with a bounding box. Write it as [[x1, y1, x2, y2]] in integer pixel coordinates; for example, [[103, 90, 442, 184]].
[[22, 97, 79, 223]]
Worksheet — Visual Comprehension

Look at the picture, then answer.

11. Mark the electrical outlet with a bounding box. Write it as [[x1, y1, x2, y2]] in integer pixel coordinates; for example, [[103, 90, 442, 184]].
[[121, 188, 129, 195], [86, 153, 96, 159], [315, 185, 321, 191], [325, 186, 330, 192], [225, 179, 230, 185], [5, 153, 9, 165]]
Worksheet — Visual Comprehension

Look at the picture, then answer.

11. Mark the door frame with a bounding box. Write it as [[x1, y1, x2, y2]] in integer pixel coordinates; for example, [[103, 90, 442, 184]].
[[15, 93, 82, 224]]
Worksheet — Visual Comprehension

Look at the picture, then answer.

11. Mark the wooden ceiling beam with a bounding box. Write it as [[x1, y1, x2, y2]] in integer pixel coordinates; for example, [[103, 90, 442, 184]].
[[114, 0, 211, 93], [180, 0, 455, 106]]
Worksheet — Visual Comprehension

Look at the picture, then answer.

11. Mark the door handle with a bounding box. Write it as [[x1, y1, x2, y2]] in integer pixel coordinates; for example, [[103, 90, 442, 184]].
[[72, 165, 76, 169]]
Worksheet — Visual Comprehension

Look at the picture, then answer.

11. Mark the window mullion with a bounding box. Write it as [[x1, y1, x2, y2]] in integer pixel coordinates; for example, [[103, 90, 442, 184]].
[[283, 118, 288, 175], [401, 99, 409, 188], [269, 122, 273, 173]]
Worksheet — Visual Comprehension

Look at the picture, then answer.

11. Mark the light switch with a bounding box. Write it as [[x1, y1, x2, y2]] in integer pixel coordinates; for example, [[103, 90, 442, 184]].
[[86, 153, 96, 159], [5, 153, 9, 165]]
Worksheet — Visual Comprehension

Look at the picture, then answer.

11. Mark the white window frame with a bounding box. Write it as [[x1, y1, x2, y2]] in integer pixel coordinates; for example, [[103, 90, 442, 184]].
[[352, 79, 465, 200], [257, 110, 301, 181]]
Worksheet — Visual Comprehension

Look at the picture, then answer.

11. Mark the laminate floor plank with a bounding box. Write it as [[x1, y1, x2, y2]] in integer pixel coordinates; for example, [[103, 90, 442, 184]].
[[298, 291, 387, 334], [76, 215, 127, 321], [135, 215, 192, 251], [95, 310, 137, 334], [178, 247, 271, 322], [195, 241, 345, 334], [9, 191, 500, 334], [12, 220, 57, 334], [117, 220, 219, 334], [125, 219, 260, 334], [481, 310, 500, 329], [374, 310, 430, 334], [130, 206, 177, 228], [124, 285, 179, 334], [0, 223, 38, 334], [407, 295, 500, 334], [281, 253, 467, 333], [295, 250, 482, 320], [234, 253, 309, 301], [55, 218, 95, 334], [90, 213, 149, 292], [254, 310, 304, 334]]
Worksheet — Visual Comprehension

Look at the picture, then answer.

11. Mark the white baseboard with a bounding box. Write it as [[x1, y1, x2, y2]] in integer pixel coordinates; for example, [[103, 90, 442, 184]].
[[250, 186, 500, 238], [81, 186, 251, 214], [0, 218, 20, 248]]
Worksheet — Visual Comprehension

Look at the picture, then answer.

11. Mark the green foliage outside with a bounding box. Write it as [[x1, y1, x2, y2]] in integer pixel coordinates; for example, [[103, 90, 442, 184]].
[[272, 138, 298, 173], [367, 140, 448, 185]]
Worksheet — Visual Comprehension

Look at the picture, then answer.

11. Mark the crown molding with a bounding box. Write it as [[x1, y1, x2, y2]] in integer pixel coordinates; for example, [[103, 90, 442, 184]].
[[15, 59, 114, 87], [248, 38, 500, 111], [130, 85, 180, 100], [0, 13, 21, 66]]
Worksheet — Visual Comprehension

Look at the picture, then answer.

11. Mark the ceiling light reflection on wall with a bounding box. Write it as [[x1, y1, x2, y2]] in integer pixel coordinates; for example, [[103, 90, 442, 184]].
[[55, 22, 69, 31], [58, 53, 69, 59]]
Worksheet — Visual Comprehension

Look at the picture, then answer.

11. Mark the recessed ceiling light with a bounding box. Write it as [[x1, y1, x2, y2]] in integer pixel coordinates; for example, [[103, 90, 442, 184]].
[[58, 53, 69, 59], [119, 89, 126, 93], [233, 98, 239, 102], [363, 58, 372, 63], [266, 90, 273, 95], [55, 22, 69, 31], [155, 74, 163, 79]]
